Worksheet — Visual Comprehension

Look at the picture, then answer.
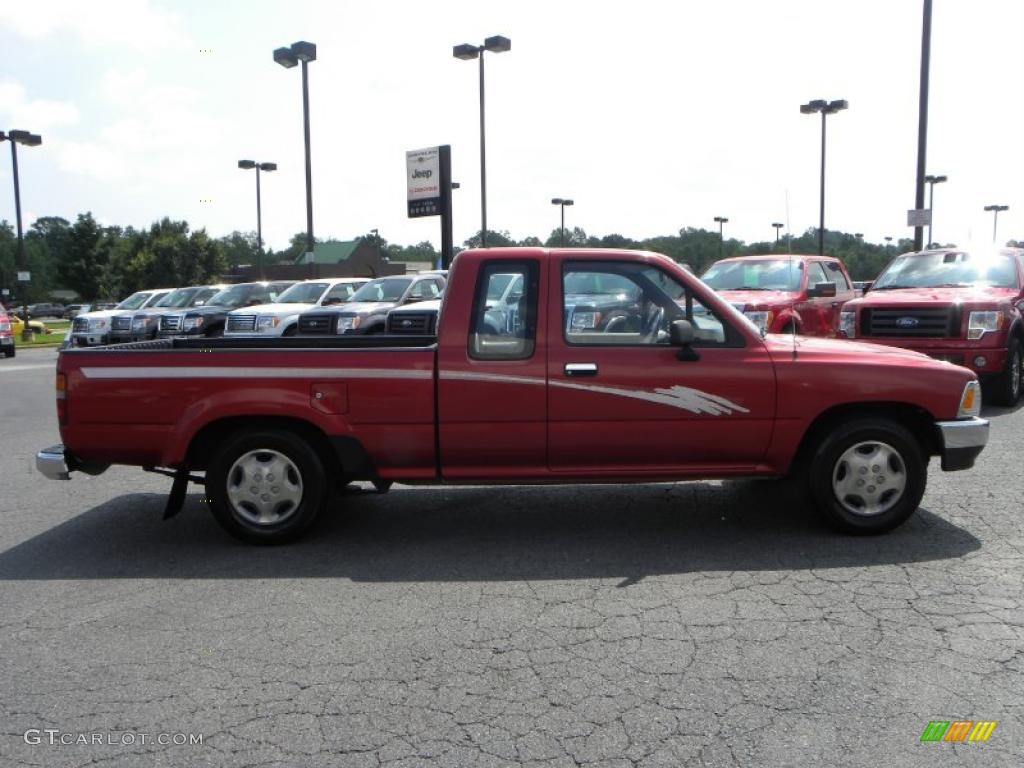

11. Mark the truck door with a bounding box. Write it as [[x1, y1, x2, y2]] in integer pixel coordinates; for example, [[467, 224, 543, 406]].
[[437, 258, 549, 478], [546, 258, 776, 474]]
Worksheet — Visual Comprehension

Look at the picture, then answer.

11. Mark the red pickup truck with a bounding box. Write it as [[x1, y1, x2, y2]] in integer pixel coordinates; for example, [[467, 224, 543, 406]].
[[37, 247, 988, 543], [700, 254, 856, 336], [839, 247, 1024, 405]]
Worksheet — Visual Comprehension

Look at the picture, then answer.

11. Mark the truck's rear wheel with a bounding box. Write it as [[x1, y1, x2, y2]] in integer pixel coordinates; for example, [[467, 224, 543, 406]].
[[207, 429, 326, 544], [989, 338, 1022, 406], [4, 346, 13, 358], [807, 417, 925, 535]]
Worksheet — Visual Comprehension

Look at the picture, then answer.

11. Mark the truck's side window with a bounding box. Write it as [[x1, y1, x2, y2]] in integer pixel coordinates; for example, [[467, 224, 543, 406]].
[[806, 262, 830, 290], [563, 262, 739, 347], [469, 261, 538, 360], [823, 261, 851, 290]]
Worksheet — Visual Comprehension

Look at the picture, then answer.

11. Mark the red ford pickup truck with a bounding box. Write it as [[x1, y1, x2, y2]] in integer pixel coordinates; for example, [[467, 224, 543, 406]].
[[37, 248, 988, 543], [701, 254, 857, 336], [839, 247, 1024, 405]]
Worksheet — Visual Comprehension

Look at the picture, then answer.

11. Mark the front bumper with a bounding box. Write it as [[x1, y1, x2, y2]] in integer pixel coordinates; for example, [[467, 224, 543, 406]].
[[71, 332, 110, 347], [109, 331, 155, 343], [850, 336, 1007, 376], [935, 417, 989, 471]]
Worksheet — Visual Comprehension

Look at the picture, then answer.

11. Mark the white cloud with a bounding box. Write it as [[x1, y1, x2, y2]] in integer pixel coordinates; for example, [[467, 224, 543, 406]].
[[0, 0, 188, 51], [0, 79, 79, 131]]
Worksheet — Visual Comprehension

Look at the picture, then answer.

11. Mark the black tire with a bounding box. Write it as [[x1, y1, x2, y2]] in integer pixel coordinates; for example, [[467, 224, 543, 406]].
[[989, 338, 1022, 407], [207, 429, 327, 544], [3, 346, 13, 358], [282, 324, 298, 337], [807, 417, 926, 535]]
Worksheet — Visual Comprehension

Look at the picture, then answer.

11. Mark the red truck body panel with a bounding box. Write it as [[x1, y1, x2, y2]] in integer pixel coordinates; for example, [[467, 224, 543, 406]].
[[56, 248, 978, 485]]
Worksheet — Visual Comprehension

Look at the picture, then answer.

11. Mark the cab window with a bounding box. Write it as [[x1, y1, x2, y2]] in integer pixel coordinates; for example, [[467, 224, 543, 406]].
[[823, 261, 851, 290], [469, 261, 538, 360]]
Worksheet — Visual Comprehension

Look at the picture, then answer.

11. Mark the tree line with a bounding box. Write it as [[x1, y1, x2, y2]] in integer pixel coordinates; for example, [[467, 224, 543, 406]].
[[1, 211, 1008, 303]]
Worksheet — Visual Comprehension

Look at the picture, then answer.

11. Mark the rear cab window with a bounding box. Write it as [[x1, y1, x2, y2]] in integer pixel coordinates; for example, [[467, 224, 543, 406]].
[[468, 261, 539, 360]]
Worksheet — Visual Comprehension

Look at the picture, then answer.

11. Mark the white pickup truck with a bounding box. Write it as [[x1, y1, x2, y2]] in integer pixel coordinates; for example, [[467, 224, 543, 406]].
[[224, 278, 368, 337]]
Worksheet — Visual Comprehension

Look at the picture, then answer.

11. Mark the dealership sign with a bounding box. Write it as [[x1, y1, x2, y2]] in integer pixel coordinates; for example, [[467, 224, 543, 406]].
[[407, 147, 442, 218]]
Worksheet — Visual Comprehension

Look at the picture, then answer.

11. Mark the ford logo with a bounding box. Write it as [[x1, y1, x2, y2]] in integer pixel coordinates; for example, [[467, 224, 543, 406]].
[[896, 316, 919, 328], [401, 319, 412, 327]]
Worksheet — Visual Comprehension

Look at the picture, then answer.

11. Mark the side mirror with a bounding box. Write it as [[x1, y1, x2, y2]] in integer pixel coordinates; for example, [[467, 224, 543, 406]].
[[861, 281, 873, 293], [669, 319, 700, 361], [807, 281, 837, 298]]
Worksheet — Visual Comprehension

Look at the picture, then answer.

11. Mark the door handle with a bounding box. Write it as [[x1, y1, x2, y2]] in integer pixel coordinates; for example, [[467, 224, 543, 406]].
[[564, 363, 598, 376]]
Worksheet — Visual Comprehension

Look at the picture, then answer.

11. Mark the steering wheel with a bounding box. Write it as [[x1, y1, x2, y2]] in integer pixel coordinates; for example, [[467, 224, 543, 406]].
[[643, 304, 665, 342]]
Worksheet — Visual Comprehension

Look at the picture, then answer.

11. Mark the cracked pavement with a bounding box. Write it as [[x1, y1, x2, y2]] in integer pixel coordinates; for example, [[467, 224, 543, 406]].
[[0, 348, 1021, 766]]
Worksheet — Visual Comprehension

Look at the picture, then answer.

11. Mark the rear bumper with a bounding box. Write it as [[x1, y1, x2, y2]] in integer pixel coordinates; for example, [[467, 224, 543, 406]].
[[36, 444, 110, 480], [935, 417, 989, 471]]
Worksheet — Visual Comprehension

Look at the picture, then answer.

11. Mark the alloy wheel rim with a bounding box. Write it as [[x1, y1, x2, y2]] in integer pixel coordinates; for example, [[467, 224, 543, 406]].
[[225, 449, 303, 526], [832, 440, 907, 517]]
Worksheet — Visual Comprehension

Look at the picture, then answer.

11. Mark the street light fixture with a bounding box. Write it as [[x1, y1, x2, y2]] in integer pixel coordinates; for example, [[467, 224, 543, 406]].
[[924, 174, 947, 246], [273, 40, 316, 269], [452, 34, 511, 248], [984, 204, 1009, 244], [713, 216, 728, 258], [551, 198, 574, 246], [0, 129, 43, 341], [772, 222, 784, 244], [238, 160, 276, 279], [800, 98, 848, 255]]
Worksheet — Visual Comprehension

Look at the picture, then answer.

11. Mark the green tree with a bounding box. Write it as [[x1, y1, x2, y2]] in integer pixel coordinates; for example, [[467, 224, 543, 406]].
[[463, 229, 516, 248]]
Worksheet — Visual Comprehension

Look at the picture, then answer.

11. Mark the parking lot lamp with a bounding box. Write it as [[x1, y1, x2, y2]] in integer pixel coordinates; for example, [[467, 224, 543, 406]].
[[772, 222, 784, 244], [238, 161, 276, 280], [983, 204, 1009, 243], [1, 129, 42, 341], [453, 35, 511, 248], [713, 216, 728, 257], [273, 41, 316, 269], [800, 98, 848, 255], [551, 198, 574, 246], [924, 174, 947, 246]]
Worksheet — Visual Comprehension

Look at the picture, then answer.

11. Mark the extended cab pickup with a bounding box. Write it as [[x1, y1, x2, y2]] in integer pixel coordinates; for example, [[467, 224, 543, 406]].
[[701, 254, 856, 336], [839, 247, 1024, 405], [38, 248, 989, 544]]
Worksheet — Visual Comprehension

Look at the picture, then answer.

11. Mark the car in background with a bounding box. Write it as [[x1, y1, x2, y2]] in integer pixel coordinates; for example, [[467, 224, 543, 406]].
[[839, 246, 1024, 405], [297, 274, 446, 335], [700, 254, 856, 336], [0, 306, 13, 358], [65, 304, 92, 319], [384, 271, 513, 336], [157, 281, 295, 339], [27, 302, 66, 319], [109, 284, 226, 343], [69, 289, 172, 347], [224, 277, 368, 337]]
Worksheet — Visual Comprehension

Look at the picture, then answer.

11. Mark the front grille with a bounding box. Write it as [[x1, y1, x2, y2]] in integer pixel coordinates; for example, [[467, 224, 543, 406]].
[[386, 311, 436, 335], [111, 316, 132, 331], [862, 306, 959, 338], [298, 313, 334, 334], [72, 317, 90, 333], [160, 315, 182, 332], [227, 314, 256, 332]]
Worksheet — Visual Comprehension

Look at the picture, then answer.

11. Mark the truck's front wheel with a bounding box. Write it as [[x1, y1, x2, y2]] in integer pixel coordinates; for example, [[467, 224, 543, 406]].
[[808, 417, 926, 535], [207, 430, 326, 544], [990, 338, 1022, 406]]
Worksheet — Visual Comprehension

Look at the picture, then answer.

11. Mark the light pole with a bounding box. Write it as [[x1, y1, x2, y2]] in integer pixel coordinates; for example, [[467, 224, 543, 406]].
[[772, 222, 784, 245], [453, 35, 511, 248], [238, 160, 276, 279], [551, 198, 574, 246], [273, 41, 316, 270], [924, 173, 947, 246], [0, 129, 42, 341], [800, 98, 848, 255], [713, 216, 728, 258], [984, 204, 1009, 244]]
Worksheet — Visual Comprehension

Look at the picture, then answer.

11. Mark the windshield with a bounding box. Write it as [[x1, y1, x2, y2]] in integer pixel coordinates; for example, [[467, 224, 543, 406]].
[[154, 287, 201, 308], [116, 291, 154, 310], [350, 278, 412, 302], [275, 282, 330, 304], [564, 272, 636, 295], [701, 260, 803, 291], [207, 284, 257, 308], [873, 251, 1017, 289]]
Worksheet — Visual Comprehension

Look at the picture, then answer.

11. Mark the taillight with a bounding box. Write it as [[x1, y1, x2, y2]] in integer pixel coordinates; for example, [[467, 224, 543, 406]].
[[56, 373, 67, 425]]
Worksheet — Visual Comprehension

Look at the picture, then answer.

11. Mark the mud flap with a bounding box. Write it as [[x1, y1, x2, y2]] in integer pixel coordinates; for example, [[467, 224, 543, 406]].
[[163, 470, 190, 520]]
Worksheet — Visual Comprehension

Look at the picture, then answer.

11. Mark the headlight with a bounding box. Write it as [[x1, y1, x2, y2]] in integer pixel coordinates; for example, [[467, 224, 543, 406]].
[[182, 316, 205, 331], [839, 310, 856, 338], [743, 310, 774, 335], [967, 310, 1002, 340], [335, 316, 360, 333], [89, 318, 108, 330], [570, 310, 601, 330], [958, 380, 982, 418], [131, 317, 153, 331], [256, 315, 280, 331]]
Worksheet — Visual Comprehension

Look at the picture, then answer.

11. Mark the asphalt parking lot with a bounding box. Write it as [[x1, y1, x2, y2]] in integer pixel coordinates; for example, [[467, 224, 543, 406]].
[[0, 345, 1021, 767]]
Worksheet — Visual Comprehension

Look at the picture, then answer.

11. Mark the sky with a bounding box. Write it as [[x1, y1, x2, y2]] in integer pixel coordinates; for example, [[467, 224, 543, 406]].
[[0, 0, 1021, 254]]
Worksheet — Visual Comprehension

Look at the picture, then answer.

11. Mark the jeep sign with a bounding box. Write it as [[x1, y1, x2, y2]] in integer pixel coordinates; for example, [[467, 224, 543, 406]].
[[407, 147, 442, 218]]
